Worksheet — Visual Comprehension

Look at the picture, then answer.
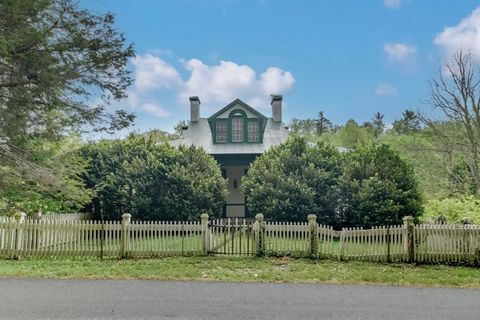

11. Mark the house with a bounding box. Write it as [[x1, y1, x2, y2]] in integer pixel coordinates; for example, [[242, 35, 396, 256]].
[[171, 95, 290, 218]]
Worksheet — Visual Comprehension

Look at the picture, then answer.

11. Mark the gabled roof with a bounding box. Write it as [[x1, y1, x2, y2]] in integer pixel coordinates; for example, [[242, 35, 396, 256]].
[[170, 118, 289, 155], [208, 98, 267, 121], [170, 98, 289, 155]]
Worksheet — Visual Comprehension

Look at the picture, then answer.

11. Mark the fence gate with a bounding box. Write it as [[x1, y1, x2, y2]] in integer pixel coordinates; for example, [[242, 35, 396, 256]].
[[208, 218, 255, 255]]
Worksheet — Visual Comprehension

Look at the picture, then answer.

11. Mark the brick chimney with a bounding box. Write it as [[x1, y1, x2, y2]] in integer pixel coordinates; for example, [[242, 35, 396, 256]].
[[189, 96, 200, 122]]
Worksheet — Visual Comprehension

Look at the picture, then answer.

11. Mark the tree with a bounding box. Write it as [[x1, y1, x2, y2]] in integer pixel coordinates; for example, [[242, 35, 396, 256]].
[[423, 51, 480, 195], [80, 135, 227, 220], [0, 1, 135, 174], [0, 136, 92, 215], [337, 144, 423, 228], [242, 136, 342, 224], [0, 0, 135, 212], [337, 119, 373, 147], [316, 111, 333, 136], [392, 110, 421, 134], [174, 120, 188, 135], [372, 112, 385, 136], [289, 118, 316, 136], [379, 132, 452, 199]]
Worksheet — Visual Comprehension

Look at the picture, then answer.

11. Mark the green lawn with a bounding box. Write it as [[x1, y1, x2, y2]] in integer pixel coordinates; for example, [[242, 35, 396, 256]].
[[0, 256, 479, 288]]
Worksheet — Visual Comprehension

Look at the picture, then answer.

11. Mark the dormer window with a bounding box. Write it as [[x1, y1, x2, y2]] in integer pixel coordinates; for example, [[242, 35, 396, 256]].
[[209, 101, 267, 144], [231, 115, 244, 142]]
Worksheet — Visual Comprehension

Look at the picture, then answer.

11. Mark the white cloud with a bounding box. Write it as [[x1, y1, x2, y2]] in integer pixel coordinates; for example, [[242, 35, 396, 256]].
[[140, 102, 171, 117], [384, 42, 417, 62], [375, 83, 398, 96], [180, 59, 295, 107], [434, 7, 480, 59], [384, 0, 401, 9], [131, 53, 182, 91], [125, 91, 171, 118], [127, 53, 296, 116]]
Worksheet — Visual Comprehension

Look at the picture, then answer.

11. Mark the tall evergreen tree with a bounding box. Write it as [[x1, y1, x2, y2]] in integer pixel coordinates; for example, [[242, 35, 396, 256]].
[[372, 112, 385, 136], [316, 111, 333, 136], [392, 110, 421, 134], [0, 0, 135, 213]]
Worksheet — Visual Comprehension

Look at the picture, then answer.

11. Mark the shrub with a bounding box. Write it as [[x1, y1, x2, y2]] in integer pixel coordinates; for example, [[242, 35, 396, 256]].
[[80, 134, 227, 220], [242, 136, 342, 224], [337, 144, 423, 228], [422, 196, 480, 224]]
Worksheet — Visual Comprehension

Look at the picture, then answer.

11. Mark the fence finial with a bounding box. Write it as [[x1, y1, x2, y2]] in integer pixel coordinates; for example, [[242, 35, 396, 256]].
[[403, 215, 414, 224], [121, 213, 131, 225], [255, 213, 264, 222], [307, 214, 317, 224]]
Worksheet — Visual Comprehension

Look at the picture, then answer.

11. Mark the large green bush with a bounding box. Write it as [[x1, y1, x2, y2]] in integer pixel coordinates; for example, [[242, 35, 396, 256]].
[[243, 138, 423, 228], [337, 144, 423, 228], [242, 136, 342, 224], [422, 196, 480, 224], [80, 134, 227, 220]]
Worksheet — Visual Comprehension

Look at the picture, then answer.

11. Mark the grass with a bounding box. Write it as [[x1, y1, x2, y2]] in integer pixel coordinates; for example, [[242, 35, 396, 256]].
[[0, 256, 479, 288]]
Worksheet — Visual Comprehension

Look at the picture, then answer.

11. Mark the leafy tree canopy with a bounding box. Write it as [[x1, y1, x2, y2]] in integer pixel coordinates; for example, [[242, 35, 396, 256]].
[[242, 135, 343, 224], [80, 134, 227, 221], [337, 144, 423, 228], [0, 0, 135, 214], [0, 0, 135, 144]]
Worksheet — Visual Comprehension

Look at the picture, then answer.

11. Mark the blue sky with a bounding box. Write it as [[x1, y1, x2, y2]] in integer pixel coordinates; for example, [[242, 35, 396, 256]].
[[84, 0, 480, 134]]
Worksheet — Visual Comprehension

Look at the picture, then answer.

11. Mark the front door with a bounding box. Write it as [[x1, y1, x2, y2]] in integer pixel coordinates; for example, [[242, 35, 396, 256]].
[[222, 165, 248, 217]]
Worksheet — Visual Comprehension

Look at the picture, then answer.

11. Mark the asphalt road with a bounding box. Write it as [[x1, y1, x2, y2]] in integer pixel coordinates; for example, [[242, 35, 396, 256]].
[[0, 279, 479, 320]]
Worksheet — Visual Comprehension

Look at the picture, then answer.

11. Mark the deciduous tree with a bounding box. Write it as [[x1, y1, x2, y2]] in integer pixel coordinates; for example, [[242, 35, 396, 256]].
[[425, 51, 480, 195]]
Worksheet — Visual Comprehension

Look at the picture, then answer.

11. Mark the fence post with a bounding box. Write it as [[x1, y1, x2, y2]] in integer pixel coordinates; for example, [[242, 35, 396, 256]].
[[403, 215, 414, 263], [121, 213, 131, 259], [201, 213, 209, 255], [338, 228, 346, 261], [13, 211, 26, 260], [308, 214, 318, 258], [254, 214, 265, 257]]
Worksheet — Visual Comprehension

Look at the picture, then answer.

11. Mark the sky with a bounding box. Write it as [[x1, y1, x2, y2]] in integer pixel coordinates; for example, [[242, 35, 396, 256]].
[[83, 0, 480, 135]]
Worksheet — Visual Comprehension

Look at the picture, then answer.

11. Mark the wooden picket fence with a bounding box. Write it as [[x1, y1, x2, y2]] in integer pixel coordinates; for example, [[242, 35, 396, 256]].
[[338, 225, 407, 262], [264, 221, 310, 256], [208, 218, 254, 255], [414, 224, 480, 263], [0, 217, 203, 259], [41, 213, 88, 221], [317, 224, 338, 257], [1, 213, 480, 264]]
